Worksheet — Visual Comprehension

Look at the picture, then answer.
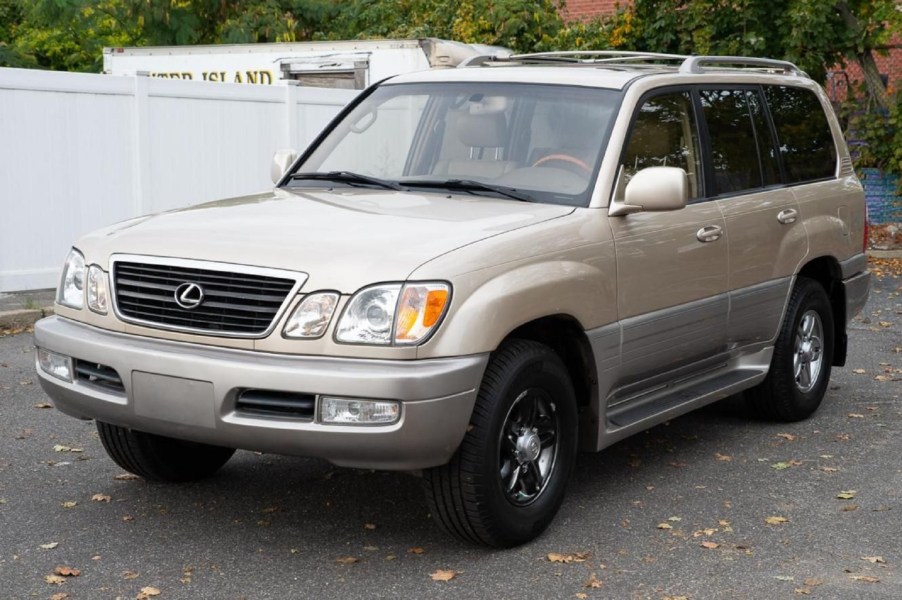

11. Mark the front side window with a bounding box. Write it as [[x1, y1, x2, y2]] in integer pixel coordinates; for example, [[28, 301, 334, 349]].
[[764, 85, 837, 183], [290, 82, 622, 206], [621, 91, 702, 199]]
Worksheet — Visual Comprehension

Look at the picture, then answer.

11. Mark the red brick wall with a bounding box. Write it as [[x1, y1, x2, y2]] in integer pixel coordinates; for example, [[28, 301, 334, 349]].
[[562, 0, 625, 21], [828, 44, 902, 102]]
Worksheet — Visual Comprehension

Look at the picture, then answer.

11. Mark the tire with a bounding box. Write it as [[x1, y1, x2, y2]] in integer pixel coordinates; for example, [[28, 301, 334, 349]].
[[746, 277, 834, 422], [96, 421, 235, 482], [423, 339, 578, 547]]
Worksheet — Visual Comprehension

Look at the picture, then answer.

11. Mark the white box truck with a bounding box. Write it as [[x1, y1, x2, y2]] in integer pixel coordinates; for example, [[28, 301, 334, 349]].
[[103, 38, 508, 88]]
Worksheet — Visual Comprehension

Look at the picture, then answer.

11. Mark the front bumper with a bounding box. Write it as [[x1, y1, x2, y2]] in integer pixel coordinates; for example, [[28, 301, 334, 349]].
[[34, 316, 488, 470]]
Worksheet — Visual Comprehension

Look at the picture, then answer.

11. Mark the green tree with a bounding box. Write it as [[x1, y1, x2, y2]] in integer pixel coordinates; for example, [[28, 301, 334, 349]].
[[622, 0, 900, 109]]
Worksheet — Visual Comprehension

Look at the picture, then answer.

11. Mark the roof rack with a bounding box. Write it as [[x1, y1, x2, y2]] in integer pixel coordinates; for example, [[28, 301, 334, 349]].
[[679, 55, 806, 77], [461, 51, 808, 78]]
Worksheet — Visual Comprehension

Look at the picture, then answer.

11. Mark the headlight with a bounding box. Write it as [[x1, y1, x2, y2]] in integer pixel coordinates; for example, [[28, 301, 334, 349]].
[[336, 284, 400, 345], [86, 265, 109, 315], [335, 282, 450, 345], [283, 292, 339, 338], [57, 249, 86, 309]]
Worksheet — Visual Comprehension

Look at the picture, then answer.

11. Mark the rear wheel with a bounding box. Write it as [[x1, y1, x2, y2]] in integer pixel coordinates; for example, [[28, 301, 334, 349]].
[[96, 421, 235, 482], [423, 339, 578, 547], [746, 277, 834, 422]]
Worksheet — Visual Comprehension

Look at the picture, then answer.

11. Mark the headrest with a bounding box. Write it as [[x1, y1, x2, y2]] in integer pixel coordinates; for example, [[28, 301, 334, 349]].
[[457, 112, 507, 148]]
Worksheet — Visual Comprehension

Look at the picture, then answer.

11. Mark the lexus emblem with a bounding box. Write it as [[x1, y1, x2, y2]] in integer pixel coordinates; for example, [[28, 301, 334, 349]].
[[174, 282, 205, 310]]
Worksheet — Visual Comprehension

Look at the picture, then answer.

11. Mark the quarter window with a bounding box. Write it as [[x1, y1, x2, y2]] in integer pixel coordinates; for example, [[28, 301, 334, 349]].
[[764, 86, 837, 183]]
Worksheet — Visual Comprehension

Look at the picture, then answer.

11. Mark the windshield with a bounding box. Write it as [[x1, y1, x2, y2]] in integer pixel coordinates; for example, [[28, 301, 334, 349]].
[[288, 82, 622, 206]]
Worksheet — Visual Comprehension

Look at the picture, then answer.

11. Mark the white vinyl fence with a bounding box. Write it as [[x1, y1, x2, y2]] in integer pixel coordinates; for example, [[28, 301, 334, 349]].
[[0, 67, 356, 292]]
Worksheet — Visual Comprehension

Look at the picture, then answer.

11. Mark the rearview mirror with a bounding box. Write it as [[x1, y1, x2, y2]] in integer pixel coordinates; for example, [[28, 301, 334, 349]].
[[609, 166, 688, 216], [271, 149, 298, 185]]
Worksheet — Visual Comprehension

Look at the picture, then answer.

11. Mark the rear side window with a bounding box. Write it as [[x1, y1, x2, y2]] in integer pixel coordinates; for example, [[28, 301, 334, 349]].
[[699, 89, 762, 195], [764, 86, 837, 183]]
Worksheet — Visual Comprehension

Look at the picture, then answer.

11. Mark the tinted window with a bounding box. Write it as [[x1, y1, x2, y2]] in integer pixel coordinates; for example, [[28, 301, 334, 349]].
[[699, 89, 763, 195], [621, 91, 702, 199], [764, 86, 837, 183], [747, 91, 780, 186]]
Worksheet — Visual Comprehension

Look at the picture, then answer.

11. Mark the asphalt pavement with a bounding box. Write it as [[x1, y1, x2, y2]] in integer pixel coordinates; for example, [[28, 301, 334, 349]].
[[0, 273, 899, 600]]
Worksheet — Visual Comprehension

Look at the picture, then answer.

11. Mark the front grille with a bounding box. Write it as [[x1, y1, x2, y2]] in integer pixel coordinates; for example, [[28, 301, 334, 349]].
[[236, 390, 316, 420], [74, 359, 125, 394], [112, 261, 297, 337]]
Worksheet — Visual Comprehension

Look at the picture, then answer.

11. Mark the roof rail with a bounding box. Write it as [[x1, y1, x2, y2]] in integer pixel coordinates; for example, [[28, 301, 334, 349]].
[[679, 56, 807, 77], [459, 51, 809, 78], [506, 50, 688, 63]]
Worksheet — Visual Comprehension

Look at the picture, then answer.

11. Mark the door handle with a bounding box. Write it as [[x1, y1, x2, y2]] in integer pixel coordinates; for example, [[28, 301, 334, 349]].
[[777, 208, 798, 224], [696, 225, 723, 243]]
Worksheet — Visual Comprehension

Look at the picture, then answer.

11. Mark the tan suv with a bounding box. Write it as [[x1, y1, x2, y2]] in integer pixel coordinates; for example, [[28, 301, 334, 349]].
[[34, 52, 870, 547]]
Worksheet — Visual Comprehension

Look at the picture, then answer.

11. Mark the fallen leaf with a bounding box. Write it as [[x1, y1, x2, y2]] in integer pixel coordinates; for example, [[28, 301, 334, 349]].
[[123, 571, 140, 580], [852, 368, 866, 374], [849, 575, 879, 583], [431, 569, 458, 582], [44, 575, 66, 585], [775, 575, 795, 581], [627, 456, 642, 468], [139, 587, 162, 598], [841, 504, 859, 512], [776, 433, 797, 441], [874, 375, 893, 382], [91, 494, 111, 503], [122, 515, 134, 522], [836, 490, 857, 500], [861, 556, 885, 564], [878, 321, 892, 327], [53, 445, 71, 452], [61, 501, 77, 508], [820, 466, 839, 472], [657, 523, 674, 530], [794, 587, 811, 595], [584, 572, 603, 588], [40, 542, 59, 550], [34, 403, 52, 409], [715, 453, 732, 462], [335, 556, 358, 564], [803, 578, 823, 587], [765, 516, 789, 525], [113, 473, 140, 481], [408, 547, 426, 555], [54, 566, 80, 577], [669, 461, 688, 468], [668, 516, 682, 522], [700, 541, 720, 549], [575, 594, 589, 599], [848, 413, 865, 418], [364, 523, 376, 530], [547, 552, 590, 563], [49, 593, 69, 600], [771, 462, 794, 470]]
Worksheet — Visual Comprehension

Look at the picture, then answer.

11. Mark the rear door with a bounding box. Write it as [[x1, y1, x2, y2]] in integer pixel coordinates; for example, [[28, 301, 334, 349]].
[[698, 87, 808, 351]]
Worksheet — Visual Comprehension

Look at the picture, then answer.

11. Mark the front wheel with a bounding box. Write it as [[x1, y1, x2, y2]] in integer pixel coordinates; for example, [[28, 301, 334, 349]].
[[423, 339, 578, 547], [96, 422, 235, 482], [746, 277, 834, 422]]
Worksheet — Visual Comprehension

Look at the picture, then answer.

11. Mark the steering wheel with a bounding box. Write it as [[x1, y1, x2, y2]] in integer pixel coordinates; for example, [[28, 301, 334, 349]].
[[532, 153, 592, 174]]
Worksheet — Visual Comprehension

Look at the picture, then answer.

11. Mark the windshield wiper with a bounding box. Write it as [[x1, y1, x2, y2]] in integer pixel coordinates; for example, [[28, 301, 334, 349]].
[[289, 171, 407, 191], [400, 179, 534, 203]]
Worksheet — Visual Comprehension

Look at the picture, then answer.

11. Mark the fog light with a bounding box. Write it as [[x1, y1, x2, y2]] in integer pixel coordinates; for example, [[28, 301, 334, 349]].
[[320, 397, 400, 425], [37, 347, 73, 382]]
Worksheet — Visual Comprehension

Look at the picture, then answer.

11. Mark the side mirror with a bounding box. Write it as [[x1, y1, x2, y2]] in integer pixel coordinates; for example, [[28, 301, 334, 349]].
[[271, 149, 298, 185], [609, 166, 689, 216]]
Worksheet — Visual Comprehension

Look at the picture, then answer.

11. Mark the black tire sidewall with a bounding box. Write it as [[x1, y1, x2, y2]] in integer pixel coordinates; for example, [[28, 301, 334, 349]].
[[774, 279, 835, 417], [469, 343, 578, 545]]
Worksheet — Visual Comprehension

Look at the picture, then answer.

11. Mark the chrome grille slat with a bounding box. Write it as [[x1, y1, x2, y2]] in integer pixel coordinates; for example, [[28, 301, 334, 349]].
[[112, 259, 299, 337]]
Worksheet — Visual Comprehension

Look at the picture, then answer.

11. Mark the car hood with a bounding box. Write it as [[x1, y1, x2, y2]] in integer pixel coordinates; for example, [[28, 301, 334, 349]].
[[77, 188, 575, 291]]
